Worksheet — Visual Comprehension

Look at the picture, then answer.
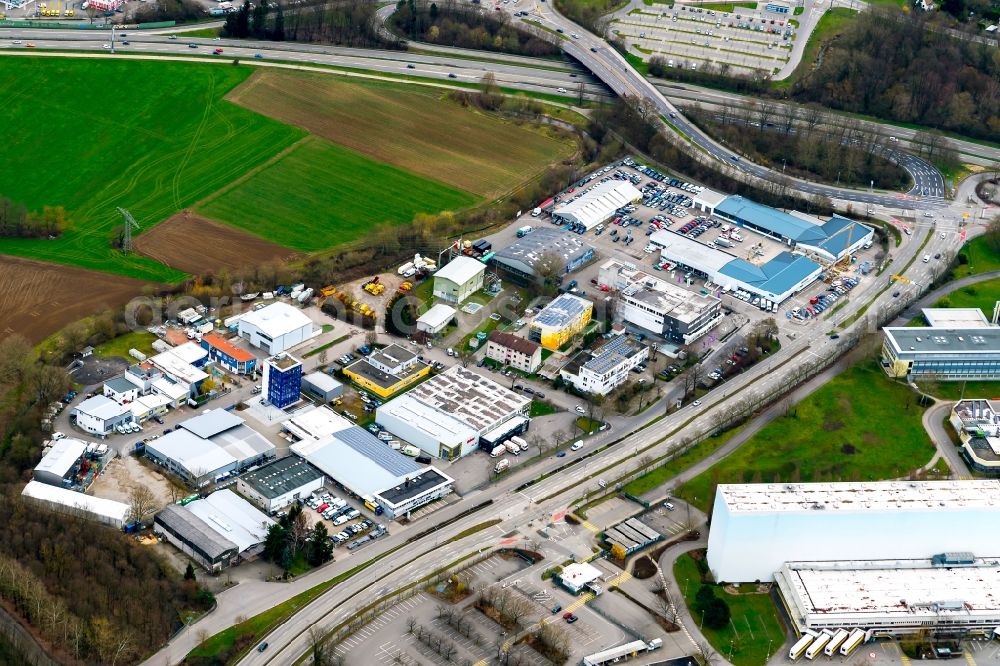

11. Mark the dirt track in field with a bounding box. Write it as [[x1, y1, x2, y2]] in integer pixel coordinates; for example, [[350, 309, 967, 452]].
[[0, 255, 147, 343], [134, 211, 299, 274]]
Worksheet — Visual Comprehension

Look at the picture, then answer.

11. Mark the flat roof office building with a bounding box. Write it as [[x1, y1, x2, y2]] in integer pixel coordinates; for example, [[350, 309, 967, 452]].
[[262, 353, 303, 410], [597, 259, 723, 344], [882, 324, 1000, 381], [529, 293, 593, 350], [707, 481, 1000, 582]]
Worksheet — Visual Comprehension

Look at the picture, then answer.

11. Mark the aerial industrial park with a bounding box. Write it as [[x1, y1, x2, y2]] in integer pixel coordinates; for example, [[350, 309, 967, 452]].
[[0, 0, 999, 661]]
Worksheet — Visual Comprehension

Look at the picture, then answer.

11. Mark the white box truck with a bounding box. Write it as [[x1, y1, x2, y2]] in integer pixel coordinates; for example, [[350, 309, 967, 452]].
[[494, 459, 510, 473], [511, 436, 529, 452], [504, 441, 521, 456], [490, 445, 507, 458]]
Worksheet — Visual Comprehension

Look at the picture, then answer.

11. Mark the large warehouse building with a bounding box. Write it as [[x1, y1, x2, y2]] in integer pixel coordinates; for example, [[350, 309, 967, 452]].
[[154, 490, 274, 571], [492, 227, 594, 286], [21, 481, 130, 529], [713, 196, 873, 262], [144, 409, 275, 486], [376, 366, 530, 459], [433, 256, 487, 304], [882, 323, 1000, 381], [651, 230, 822, 305], [706, 481, 1000, 582], [552, 180, 642, 230], [238, 302, 314, 354], [776, 556, 1000, 638], [597, 259, 723, 344], [286, 406, 454, 518], [33, 438, 87, 487]]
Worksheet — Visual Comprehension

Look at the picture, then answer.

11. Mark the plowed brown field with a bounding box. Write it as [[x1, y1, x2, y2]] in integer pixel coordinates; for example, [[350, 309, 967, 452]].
[[0, 256, 146, 343], [134, 212, 299, 274]]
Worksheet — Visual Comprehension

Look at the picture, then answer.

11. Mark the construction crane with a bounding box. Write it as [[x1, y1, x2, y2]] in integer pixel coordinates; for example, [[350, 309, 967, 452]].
[[116, 207, 140, 255]]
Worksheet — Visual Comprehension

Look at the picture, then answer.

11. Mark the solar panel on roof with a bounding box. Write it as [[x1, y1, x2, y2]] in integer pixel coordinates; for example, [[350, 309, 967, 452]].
[[337, 426, 421, 477]]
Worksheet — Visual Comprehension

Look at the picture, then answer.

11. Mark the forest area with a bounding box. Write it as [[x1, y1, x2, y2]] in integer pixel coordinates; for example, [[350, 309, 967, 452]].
[[687, 108, 912, 190], [790, 9, 1000, 142], [391, 0, 561, 56], [0, 333, 215, 665]]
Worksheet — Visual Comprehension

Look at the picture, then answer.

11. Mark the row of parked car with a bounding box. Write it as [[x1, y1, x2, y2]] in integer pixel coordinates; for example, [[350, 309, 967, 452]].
[[790, 278, 860, 320], [628, 160, 704, 196]]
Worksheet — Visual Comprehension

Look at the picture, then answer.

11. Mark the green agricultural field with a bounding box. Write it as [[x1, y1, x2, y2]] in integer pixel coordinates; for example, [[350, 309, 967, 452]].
[[676, 362, 935, 512], [198, 137, 477, 252], [0, 58, 303, 282]]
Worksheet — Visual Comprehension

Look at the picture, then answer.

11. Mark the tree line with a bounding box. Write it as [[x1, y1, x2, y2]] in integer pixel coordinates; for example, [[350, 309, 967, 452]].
[[223, 0, 403, 48], [791, 9, 1000, 142], [392, 0, 560, 57], [0, 195, 65, 239], [686, 105, 911, 190], [132, 0, 203, 23]]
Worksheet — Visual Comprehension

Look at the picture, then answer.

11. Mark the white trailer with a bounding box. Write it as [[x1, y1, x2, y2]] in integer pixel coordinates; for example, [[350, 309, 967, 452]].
[[504, 441, 521, 456], [789, 633, 815, 661], [297, 288, 314, 304], [398, 262, 415, 275], [840, 629, 866, 657], [805, 631, 832, 660], [490, 445, 507, 458], [824, 629, 850, 657]]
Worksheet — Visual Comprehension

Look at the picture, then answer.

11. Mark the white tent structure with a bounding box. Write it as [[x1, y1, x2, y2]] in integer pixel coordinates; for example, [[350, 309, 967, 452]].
[[553, 181, 642, 229]]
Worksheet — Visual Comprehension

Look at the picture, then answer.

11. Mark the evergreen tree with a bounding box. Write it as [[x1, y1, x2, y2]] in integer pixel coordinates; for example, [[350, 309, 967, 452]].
[[306, 523, 334, 566], [184, 561, 196, 581]]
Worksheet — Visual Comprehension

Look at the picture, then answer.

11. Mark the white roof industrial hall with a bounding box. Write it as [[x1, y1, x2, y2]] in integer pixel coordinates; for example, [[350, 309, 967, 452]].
[[240, 302, 313, 339], [434, 256, 486, 285], [553, 180, 642, 229]]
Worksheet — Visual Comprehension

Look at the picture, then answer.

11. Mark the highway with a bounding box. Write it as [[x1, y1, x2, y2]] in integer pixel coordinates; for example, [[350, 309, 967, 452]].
[[2, 12, 988, 665], [139, 207, 974, 666]]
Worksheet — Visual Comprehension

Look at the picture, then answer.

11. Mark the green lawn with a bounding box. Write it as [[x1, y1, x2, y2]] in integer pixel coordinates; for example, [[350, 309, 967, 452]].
[[951, 236, 1000, 279], [676, 363, 935, 512], [530, 400, 558, 417], [622, 424, 746, 497], [198, 137, 476, 252], [93, 331, 157, 359], [674, 553, 785, 666], [915, 378, 1000, 401], [0, 58, 303, 282]]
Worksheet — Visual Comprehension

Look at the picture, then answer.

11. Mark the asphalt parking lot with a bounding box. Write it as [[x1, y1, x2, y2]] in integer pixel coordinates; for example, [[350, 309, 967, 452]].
[[611, 5, 796, 74]]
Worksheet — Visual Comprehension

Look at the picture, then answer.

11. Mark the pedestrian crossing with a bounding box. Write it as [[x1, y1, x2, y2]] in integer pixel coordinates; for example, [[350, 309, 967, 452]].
[[564, 590, 595, 613], [607, 570, 633, 587], [965, 650, 978, 666], [581, 519, 600, 533]]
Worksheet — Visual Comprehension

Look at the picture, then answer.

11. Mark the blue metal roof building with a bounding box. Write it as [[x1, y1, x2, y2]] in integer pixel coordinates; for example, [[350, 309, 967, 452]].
[[715, 197, 873, 261], [718, 252, 822, 300]]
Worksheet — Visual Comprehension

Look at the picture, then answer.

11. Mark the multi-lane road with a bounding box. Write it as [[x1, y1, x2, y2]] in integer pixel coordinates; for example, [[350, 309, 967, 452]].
[[1, 10, 989, 665]]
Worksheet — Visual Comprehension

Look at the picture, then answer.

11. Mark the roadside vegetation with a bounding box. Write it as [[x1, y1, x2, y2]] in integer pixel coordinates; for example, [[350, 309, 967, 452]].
[[622, 424, 746, 497], [674, 552, 785, 666], [391, 0, 562, 57], [555, 0, 628, 33], [676, 361, 935, 513], [687, 111, 911, 190], [222, 0, 402, 48]]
